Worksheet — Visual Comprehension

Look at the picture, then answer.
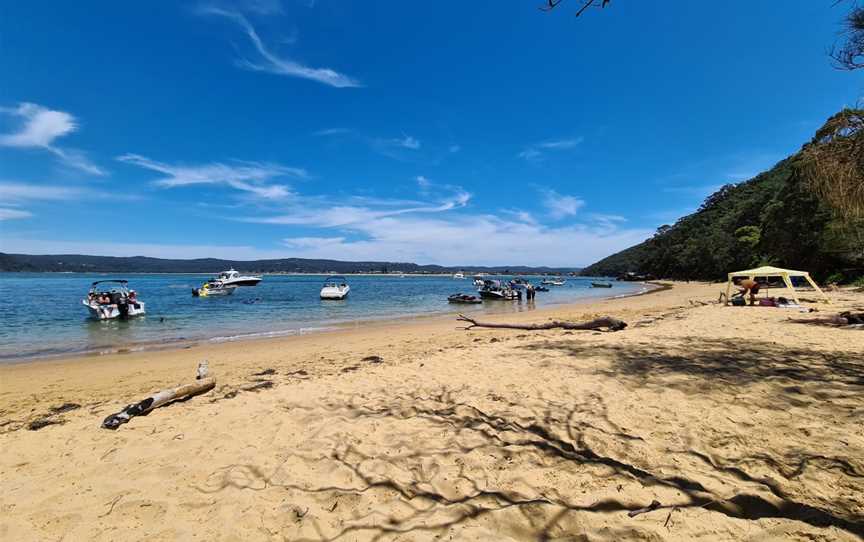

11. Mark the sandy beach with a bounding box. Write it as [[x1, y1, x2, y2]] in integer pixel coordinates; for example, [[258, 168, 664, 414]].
[[1, 282, 863, 541]]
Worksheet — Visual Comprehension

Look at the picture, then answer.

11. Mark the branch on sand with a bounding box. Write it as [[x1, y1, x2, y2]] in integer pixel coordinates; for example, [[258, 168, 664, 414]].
[[101, 361, 215, 430], [456, 314, 627, 332]]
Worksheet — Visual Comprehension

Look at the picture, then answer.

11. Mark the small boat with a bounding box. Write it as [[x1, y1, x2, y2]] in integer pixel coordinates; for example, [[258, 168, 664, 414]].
[[214, 269, 262, 287], [534, 286, 550, 292], [83, 279, 146, 320], [453, 272, 465, 279], [193, 280, 237, 297], [541, 279, 566, 286], [448, 293, 482, 304], [320, 276, 350, 300], [591, 282, 613, 288], [477, 279, 521, 300]]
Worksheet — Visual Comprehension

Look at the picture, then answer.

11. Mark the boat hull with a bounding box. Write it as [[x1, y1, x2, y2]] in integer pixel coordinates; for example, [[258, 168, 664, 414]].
[[320, 286, 350, 300], [478, 290, 519, 300], [223, 278, 261, 287], [194, 287, 235, 297], [84, 301, 146, 320], [448, 294, 481, 304]]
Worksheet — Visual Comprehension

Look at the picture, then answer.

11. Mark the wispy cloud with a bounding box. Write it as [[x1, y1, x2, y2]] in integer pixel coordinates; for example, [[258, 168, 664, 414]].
[[249, 192, 471, 228], [518, 137, 584, 161], [313, 127, 350, 136], [282, 236, 345, 249], [253, 211, 649, 267], [369, 135, 422, 160], [0, 181, 142, 219], [392, 135, 420, 150], [0, 103, 105, 175], [199, 7, 360, 88], [5, 176, 652, 266], [0, 208, 32, 221], [117, 153, 304, 199], [541, 188, 585, 219], [0, 182, 86, 201]]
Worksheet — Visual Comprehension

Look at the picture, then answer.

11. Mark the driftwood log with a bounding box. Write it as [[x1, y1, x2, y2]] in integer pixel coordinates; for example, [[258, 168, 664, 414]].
[[101, 361, 216, 430], [456, 314, 627, 331]]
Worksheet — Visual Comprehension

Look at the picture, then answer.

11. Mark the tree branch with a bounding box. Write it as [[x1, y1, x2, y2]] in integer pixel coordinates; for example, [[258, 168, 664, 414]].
[[456, 314, 627, 331]]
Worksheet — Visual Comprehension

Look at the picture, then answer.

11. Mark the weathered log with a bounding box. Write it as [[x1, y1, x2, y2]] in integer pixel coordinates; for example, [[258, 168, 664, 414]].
[[101, 361, 215, 430], [628, 499, 662, 518], [456, 314, 627, 331]]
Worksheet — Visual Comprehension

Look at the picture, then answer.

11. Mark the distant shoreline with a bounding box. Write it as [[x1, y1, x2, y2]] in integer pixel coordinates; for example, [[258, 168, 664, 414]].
[[0, 271, 595, 277]]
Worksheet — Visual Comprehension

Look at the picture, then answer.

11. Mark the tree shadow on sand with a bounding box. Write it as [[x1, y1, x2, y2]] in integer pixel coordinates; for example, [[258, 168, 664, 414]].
[[517, 336, 864, 398], [196, 387, 864, 541]]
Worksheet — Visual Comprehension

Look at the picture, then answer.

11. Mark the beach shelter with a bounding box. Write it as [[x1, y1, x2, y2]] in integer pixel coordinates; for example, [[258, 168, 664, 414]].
[[725, 265, 830, 304]]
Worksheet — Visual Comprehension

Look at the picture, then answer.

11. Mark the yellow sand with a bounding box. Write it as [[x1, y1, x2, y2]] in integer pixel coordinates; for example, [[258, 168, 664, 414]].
[[1, 282, 863, 541]]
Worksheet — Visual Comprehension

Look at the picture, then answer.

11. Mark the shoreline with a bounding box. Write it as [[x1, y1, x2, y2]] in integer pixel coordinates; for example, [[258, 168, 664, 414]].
[[0, 281, 663, 366]]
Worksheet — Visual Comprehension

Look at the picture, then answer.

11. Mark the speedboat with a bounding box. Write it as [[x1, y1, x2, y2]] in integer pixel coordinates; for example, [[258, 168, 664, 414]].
[[193, 280, 237, 297], [453, 272, 465, 279], [541, 278, 566, 286], [448, 293, 482, 304], [83, 280, 146, 320], [591, 282, 613, 288], [320, 276, 350, 300], [214, 269, 262, 287], [477, 279, 520, 300]]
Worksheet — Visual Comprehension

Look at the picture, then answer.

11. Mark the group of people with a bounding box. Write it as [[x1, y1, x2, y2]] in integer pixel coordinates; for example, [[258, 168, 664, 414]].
[[508, 280, 537, 301], [88, 290, 137, 306]]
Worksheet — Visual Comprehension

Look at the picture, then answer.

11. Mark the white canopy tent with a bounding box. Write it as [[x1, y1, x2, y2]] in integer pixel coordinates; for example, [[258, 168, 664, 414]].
[[725, 265, 830, 305]]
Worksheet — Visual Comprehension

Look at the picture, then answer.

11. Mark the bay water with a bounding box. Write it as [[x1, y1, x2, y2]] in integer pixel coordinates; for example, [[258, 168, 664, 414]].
[[0, 273, 646, 361]]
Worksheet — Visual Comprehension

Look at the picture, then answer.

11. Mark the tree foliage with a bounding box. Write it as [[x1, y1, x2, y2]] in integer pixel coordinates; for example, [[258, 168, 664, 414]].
[[831, 2, 864, 70], [581, 110, 864, 281], [798, 108, 864, 222], [543, 1, 864, 71]]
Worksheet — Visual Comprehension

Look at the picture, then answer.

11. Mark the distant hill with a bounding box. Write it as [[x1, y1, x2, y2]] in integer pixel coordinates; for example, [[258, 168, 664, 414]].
[[582, 109, 864, 282], [0, 253, 580, 275]]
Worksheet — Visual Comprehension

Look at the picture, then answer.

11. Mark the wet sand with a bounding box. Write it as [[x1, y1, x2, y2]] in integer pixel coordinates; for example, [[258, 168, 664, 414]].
[[1, 282, 863, 541]]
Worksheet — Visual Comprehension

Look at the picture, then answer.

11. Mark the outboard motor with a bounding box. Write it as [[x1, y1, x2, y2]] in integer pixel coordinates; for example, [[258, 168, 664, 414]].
[[118, 301, 130, 319]]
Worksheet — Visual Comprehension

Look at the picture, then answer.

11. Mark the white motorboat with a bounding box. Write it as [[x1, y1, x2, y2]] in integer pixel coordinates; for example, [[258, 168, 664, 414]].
[[453, 272, 465, 279], [320, 276, 350, 300], [83, 279, 146, 320], [214, 269, 262, 287], [477, 279, 520, 300], [193, 280, 237, 297], [541, 278, 566, 286]]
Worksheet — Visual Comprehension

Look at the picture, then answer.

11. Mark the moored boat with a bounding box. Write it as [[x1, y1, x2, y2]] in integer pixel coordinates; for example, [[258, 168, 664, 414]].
[[214, 269, 262, 287], [541, 278, 566, 286], [83, 280, 146, 320], [448, 293, 482, 304], [320, 276, 350, 300], [591, 282, 613, 288], [477, 279, 521, 300], [193, 280, 237, 297]]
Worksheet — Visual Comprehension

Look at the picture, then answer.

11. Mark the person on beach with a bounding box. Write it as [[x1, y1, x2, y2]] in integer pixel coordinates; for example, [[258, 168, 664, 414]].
[[735, 278, 761, 305]]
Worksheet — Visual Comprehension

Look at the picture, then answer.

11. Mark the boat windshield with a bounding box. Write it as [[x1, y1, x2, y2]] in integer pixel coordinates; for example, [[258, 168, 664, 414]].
[[89, 280, 130, 295], [323, 276, 347, 287]]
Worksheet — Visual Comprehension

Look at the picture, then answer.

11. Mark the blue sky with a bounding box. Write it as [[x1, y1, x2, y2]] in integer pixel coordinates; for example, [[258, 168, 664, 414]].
[[0, 1, 860, 266]]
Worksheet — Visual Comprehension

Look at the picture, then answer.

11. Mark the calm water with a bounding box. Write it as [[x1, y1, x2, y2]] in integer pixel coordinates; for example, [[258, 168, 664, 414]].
[[0, 273, 646, 361]]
